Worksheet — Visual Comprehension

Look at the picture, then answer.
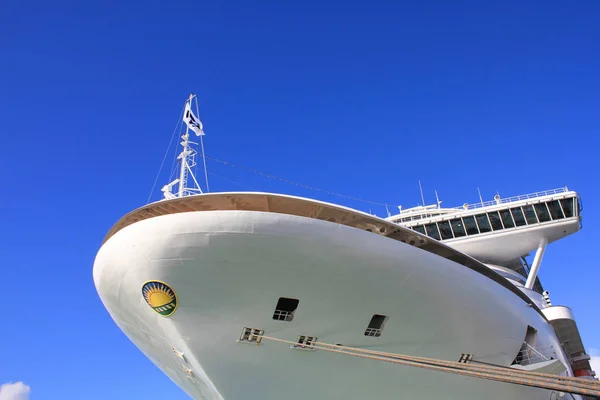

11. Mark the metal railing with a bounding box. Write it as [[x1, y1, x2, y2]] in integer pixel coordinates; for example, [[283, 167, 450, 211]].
[[391, 187, 572, 221], [513, 343, 558, 366], [453, 187, 569, 211]]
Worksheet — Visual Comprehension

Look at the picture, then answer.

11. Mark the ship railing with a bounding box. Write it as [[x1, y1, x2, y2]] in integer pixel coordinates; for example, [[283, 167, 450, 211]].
[[454, 187, 570, 211], [513, 343, 558, 367]]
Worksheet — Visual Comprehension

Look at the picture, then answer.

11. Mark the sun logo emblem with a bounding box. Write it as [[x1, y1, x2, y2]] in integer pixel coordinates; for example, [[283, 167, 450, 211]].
[[142, 281, 178, 317]]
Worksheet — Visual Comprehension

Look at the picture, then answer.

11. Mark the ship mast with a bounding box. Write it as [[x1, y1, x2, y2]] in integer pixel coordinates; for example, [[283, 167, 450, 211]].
[[161, 93, 209, 199]]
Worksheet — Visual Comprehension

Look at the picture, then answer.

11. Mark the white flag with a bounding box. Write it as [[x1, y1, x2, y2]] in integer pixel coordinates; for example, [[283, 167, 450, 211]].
[[183, 102, 205, 136]]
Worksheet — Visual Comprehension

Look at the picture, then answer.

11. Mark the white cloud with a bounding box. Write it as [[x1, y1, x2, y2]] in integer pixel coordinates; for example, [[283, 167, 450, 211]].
[[0, 382, 30, 400], [590, 348, 600, 377]]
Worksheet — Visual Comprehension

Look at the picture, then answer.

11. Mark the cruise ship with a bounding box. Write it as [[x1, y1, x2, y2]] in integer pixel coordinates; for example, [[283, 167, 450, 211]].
[[93, 95, 599, 400]]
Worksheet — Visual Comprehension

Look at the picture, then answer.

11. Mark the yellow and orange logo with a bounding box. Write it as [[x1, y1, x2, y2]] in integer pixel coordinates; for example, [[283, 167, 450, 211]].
[[142, 281, 178, 317]]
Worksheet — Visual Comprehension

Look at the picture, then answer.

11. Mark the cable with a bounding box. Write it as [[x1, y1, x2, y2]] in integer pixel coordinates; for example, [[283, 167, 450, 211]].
[[202, 154, 395, 208], [146, 104, 185, 203]]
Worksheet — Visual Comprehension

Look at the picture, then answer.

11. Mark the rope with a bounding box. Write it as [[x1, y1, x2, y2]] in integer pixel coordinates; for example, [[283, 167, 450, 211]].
[[202, 154, 394, 208], [257, 335, 600, 398]]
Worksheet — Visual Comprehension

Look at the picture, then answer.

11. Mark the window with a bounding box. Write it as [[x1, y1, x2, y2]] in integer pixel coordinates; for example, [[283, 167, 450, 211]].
[[546, 200, 564, 220], [487, 211, 504, 231], [463, 216, 479, 235], [272, 297, 299, 321], [560, 198, 574, 218], [475, 214, 492, 233], [437, 221, 454, 240], [510, 207, 527, 226], [522, 205, 538, 224], [534, 203, 551, 223], [412, 225, 426, 235], [425, 223, 441, 240], [450, 218, 466, 238], [364, 314, 388, 337], [500, 209, 515, 228]]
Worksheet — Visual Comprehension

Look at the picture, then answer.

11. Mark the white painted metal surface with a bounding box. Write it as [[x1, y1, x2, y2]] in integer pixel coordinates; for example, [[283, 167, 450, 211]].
[[93, 208, 582, 400], [445, 219, 579, 264], [525, 238, 548, 289]]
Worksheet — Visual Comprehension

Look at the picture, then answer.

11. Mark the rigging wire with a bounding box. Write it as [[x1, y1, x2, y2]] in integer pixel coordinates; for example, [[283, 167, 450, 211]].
[[193, 95, 210, 192], [146, 104, 185, 204], [206, 171, 259, 191], [201, 154, 395, 208]]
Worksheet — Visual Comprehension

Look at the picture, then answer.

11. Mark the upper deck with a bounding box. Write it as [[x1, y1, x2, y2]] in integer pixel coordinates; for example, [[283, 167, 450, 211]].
[[386, 187, 581, 264]]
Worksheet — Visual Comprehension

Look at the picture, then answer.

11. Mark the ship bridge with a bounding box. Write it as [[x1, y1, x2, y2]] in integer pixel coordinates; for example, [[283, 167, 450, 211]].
[[387, 188, 594, 379], [387, 187, 581, 266]]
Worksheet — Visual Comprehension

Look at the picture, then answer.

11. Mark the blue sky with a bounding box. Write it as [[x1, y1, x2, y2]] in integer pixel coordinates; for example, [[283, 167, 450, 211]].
[[1, 0, 599, 398]]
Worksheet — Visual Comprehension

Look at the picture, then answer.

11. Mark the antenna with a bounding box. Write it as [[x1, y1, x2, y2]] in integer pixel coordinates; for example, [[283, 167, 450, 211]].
[[418, 180, 425, 206], [385, 204, 391, 217], [477, 187, 484, 206], [434, 190, 441, 208]]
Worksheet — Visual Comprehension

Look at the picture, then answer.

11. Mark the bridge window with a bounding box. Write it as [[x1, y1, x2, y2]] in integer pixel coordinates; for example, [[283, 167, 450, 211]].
[[425, 223, 441, 240], [510, 207, 527, 226], [500, 209, 515, 228], [487, 211, 504, 231], [522, 205, 538, 224], [450, 218, 466, 238], [475, 214, 492, 233], [437, 221, 454, 240], [412, 225, 426, 235], [401, 197, 576, 243], [534, 203, 551, 223], [546, 200, 564, 220], [560, 198, 574, 218], [463, 216, 479, 235]]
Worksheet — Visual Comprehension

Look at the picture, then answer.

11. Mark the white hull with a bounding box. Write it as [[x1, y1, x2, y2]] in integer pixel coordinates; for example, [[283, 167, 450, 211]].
[[93, 209, 578, 400]]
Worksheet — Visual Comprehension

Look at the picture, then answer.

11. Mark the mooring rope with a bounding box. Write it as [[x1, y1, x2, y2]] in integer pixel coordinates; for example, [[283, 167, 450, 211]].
[[257, 335, 600, 398]]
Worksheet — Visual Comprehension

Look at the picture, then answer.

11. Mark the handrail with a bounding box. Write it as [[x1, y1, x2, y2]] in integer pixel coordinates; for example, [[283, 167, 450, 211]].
[[452, 187, 570, 211], [394, 187, 571, 219], [514, 344, 557, 366]]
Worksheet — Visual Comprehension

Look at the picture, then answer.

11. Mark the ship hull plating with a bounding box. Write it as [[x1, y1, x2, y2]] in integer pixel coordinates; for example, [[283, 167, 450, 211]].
[[93, 210, 575, 400]]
